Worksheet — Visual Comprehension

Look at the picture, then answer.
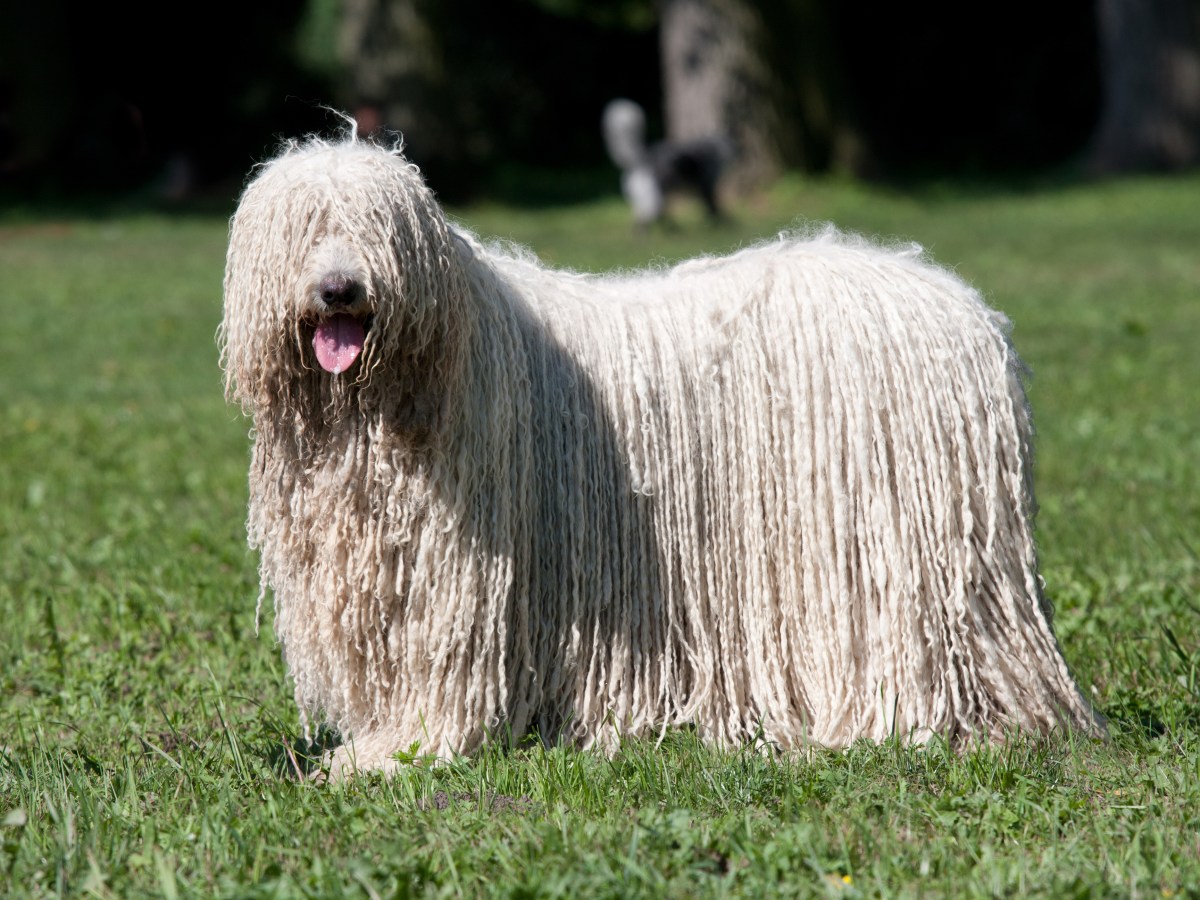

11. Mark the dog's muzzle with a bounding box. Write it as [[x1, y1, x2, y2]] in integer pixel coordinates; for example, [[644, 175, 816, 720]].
[[311, 275, 370, 374]]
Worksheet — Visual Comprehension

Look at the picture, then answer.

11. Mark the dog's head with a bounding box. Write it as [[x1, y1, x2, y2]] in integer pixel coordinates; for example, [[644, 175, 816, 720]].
[[220, 135, 468, 441]]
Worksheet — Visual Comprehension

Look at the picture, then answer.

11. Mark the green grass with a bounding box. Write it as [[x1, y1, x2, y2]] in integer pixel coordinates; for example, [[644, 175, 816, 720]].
[[2, 173, 1199, 897]]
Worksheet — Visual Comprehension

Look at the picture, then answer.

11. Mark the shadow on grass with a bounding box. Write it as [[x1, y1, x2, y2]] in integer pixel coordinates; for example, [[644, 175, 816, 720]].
[[1102, 693, 1200, 741], [263, 724, 343, 781], [1102, 619, 1200, 740]]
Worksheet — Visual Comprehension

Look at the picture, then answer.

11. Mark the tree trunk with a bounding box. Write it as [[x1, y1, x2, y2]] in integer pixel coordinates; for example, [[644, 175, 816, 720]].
[[659, 0, 785, 190], [659, 0, 871, 190], [337, 0, 494, 193], [1087, 0, 1200, 173], [338, 0, 448, 152]]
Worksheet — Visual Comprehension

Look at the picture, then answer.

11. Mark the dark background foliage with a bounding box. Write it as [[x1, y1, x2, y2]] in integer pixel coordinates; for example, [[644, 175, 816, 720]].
[[838, 1, 1100, 174], [0, 0, 1125, 204]]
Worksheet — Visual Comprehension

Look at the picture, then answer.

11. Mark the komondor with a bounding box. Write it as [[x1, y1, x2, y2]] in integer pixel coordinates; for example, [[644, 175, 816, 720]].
[[220, 132, 1101, 776]]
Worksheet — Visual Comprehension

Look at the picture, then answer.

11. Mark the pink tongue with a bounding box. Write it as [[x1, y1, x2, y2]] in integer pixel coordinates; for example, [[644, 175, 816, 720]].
[[313, 314, 366, 373]]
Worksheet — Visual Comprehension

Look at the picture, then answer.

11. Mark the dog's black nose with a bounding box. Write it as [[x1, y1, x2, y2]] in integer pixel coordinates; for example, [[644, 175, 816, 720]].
[[319, 275, 363, 307]]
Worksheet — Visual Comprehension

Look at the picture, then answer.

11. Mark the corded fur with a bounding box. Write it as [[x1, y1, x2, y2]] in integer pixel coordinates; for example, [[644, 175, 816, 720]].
[[221, 134, 1102, 776]]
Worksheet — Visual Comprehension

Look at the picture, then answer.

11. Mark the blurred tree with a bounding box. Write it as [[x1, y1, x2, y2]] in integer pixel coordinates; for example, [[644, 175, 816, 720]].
[[0, 0, 331, 199], [339, 0, 465, 166], [659, 0, 871, 189], [1086, 0, 1200, 173], [336, 0, 660, 198]]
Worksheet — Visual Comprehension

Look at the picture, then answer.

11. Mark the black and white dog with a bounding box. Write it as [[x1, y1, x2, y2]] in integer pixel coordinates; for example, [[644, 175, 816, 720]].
[[602, 99, 730, 230]]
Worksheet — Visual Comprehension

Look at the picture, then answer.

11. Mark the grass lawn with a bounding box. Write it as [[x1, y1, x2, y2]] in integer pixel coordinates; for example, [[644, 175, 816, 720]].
[[1, 168, 1198, 897]]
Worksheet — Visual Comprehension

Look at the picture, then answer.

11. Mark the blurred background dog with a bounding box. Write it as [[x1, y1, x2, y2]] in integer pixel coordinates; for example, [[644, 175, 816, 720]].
[[602, 98, 731, 231]]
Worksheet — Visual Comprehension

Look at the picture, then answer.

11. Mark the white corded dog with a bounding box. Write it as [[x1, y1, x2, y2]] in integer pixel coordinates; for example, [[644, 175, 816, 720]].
[[221, 130, 1102, 777]]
